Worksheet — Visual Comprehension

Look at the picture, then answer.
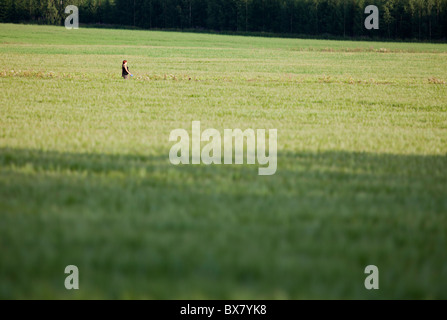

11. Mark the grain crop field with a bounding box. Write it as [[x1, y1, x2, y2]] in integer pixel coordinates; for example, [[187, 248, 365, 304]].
[[0, 23, 446, 299]]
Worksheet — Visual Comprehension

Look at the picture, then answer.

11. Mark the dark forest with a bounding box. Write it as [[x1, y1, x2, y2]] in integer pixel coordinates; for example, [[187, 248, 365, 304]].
[[1, 0, 446, 40]]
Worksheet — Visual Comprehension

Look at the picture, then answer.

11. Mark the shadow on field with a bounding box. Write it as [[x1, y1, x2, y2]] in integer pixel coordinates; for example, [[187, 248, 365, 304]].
[[0, 147, 446, 299]]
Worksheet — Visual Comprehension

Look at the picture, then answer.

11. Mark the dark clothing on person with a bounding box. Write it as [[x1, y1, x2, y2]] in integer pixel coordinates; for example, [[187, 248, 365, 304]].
[[122, 65, 130, 77]]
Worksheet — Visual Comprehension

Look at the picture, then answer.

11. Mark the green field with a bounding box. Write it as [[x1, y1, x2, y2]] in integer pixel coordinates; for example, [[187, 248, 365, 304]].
[[1, 23, 446, 299]]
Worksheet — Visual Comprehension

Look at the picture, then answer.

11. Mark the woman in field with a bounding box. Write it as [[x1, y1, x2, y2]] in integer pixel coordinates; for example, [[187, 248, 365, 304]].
[[122, 60, 133, 79]]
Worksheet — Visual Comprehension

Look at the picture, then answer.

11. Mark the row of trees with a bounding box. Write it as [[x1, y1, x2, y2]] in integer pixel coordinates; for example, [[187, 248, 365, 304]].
[[1, 0, 446, 40]]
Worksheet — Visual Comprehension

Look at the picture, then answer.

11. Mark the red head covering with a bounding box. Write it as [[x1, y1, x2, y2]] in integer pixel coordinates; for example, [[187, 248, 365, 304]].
[[123, 60, 127, 64]]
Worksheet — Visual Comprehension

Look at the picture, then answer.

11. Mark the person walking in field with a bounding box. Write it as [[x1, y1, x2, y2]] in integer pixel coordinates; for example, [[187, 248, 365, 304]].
[[122, 60, 133, 79]]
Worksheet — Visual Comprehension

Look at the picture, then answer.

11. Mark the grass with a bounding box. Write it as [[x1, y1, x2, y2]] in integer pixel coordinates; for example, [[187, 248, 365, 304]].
[[0, 23, 446, 299]]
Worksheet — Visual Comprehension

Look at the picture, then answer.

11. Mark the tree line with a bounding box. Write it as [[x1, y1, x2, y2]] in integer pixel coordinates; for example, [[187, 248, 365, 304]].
[[1, 0, 446, 40]]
